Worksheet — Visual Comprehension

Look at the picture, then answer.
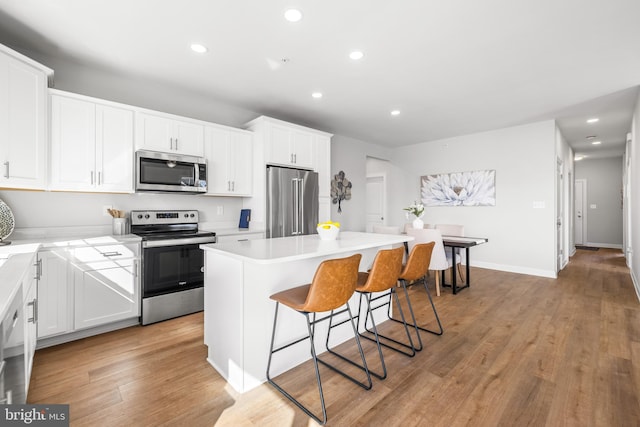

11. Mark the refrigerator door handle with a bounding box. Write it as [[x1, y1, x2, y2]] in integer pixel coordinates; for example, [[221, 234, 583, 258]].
[[299, 178, 305, 235], [292, 178, 299, 235]]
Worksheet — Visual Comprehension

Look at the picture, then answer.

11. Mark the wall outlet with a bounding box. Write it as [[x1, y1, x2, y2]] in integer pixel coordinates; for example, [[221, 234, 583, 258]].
[[216, 206, 224, 215], [103, 205, 113, 217]]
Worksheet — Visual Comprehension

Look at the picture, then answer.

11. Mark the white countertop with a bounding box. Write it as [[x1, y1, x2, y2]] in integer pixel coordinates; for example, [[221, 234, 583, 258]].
[[0, 245, 40, 320], [200, 231, 411, 264]]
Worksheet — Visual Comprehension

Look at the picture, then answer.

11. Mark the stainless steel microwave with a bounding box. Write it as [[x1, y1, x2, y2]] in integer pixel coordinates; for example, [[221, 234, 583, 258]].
[[135, 150, 207, 193]]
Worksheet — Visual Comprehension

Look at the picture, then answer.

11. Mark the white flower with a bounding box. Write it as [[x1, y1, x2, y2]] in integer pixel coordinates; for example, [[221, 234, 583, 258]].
[[421, 170, 495, 206], [403, 202, 425, 217]]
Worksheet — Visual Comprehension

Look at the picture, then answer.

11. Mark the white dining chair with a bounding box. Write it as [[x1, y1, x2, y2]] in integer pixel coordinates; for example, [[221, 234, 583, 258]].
[[435, 224, 465, 283], [403, 223, 434, 234], [406, 228, 449, 296], [372, 225, 401, 235]]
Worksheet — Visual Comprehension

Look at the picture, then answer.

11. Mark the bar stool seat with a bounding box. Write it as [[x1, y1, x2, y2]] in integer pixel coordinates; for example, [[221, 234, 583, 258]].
[[266, 253, 371, 426]]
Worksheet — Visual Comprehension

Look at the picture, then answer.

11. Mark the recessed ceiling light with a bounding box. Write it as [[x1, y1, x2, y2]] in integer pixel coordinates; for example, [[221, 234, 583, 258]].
[[586, 118, 599, 123], [349, 51, 364, 60], [574, 156, 584, 161], [284, 9, 302, 22], [592, 141, 602, 145], [311, 92, 323, 99], [390, 110, 401, 116], [190, 44, 208, 54]]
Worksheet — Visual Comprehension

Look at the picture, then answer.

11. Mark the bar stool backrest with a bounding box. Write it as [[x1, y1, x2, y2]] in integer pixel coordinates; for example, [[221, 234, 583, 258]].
[[360, 247, 404, 293], [399, 242, 435, 282], [303, 253, 362, 312]]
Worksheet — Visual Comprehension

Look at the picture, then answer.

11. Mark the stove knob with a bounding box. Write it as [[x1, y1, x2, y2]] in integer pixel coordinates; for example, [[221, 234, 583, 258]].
[[144, 214, 150, 219], [190, 213, 195, 218], [184, 213, 189, 218], [137, 214, 143, 219]]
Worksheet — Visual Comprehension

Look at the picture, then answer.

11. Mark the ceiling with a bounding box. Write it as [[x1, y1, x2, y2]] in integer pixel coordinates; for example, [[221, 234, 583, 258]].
[[0, 1, 639, 157]]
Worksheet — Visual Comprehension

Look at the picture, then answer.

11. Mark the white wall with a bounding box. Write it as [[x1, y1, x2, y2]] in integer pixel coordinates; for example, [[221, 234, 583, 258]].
[[330, 135, 393, 231], [574, 157, 624, 247], [392, 120, 557, 277], [628, 91, 640, 298]]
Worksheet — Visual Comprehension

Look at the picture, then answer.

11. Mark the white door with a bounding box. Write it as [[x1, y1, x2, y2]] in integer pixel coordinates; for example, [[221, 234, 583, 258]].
[[575, 179, 586, 245], [366, 175, 385, 232]]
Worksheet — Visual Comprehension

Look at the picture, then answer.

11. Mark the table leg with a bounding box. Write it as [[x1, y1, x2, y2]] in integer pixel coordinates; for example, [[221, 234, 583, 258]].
[[451, 246, 457, 294], [465, 247, 471, 287]]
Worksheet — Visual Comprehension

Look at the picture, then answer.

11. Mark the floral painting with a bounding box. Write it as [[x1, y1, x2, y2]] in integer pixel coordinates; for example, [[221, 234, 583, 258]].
[[421, 170, 496, 206]]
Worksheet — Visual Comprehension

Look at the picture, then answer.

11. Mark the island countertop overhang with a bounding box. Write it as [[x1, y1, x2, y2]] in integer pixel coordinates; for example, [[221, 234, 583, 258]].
[[200, 231, 412, 264]]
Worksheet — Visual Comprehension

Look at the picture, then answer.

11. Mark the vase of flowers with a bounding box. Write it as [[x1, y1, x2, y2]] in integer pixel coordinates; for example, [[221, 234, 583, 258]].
[[403, 202, 425, 229]]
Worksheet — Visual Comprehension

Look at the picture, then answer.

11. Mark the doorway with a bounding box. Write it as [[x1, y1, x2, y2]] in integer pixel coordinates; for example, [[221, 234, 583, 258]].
[[557, 159, 564, 272], [575, 179, 586, 246]]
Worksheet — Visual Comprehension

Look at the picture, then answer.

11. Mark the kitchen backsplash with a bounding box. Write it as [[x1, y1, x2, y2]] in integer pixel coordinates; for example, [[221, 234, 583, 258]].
[[0, 189, 244, 232]]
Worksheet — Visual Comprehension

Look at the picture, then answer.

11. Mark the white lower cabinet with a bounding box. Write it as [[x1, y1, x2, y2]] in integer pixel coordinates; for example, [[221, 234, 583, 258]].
[[24, 254, 39, 395], [37, 240, 140, 343], [37, 249, 70, 338], [73, 261, 138, 330]]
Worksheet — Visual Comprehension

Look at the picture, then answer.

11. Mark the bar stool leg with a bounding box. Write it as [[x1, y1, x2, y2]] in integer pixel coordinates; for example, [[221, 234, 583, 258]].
[[392, 276, 443, 336], [362, 289, 419, 356], [266, 303, 328, 425], [321, 303, 373, 389]]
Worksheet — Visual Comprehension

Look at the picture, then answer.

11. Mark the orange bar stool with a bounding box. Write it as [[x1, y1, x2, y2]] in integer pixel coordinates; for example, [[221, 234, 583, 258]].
[[266, 253, 371, 426], [387, 242, 444, 352], [327, 246, 416, 379]]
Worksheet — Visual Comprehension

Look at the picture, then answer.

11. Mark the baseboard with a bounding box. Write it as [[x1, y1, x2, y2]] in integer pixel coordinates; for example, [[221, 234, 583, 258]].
[[471, 261, 556, 279], [36, 317, 140, 349], [631, 269, 640, 303], [584, 242, 623, 250]]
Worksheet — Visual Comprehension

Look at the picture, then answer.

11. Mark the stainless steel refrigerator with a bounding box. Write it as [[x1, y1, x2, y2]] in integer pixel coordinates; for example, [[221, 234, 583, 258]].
[[266, 166, 319, 238]]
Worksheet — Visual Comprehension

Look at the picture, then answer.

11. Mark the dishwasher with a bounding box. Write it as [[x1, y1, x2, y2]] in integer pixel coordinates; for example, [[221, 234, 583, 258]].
[[1, 287, 25, 405]]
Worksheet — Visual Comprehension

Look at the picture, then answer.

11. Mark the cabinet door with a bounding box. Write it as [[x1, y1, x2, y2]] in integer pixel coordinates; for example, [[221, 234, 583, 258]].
[[96, 105, 134, 192], [205, 126, 232, 194], [268, 124, 294, 165], [24, 262, 38, 386], [229, 131, 253, 196], [136, 112, 173, 152], [315, 135, 331, 197], [0, 54, 47, 189], [74, 261, 138, 330], [37, 250, 69, 338], [173, 120, 204, 157], [50, 95, 97, 191], [290, 130, 314, 168]]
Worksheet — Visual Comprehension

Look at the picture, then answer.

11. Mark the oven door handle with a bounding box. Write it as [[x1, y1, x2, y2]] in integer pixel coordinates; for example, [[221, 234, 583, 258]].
[[142, 236, 217, 248]]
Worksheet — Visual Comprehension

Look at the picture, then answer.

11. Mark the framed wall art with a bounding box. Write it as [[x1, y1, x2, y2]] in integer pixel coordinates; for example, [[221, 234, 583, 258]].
[[420, 170, 496, 206]]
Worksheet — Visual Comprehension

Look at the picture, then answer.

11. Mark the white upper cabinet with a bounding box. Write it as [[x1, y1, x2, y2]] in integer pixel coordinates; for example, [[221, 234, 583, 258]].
[[205, 125, 253, 196], [50, 91, 134, 193], [245, 117, 320, 169], [135, 111, 204, 157], [0, 45, 51, 190], [267, 123, 314, 168]]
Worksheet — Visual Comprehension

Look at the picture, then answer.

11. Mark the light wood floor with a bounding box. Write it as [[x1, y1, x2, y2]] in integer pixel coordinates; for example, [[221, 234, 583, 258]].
[[29, 248, 640, 426]]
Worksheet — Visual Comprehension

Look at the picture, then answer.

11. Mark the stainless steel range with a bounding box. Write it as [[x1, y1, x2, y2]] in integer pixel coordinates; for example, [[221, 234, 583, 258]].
[[131, 210, 216, 325]]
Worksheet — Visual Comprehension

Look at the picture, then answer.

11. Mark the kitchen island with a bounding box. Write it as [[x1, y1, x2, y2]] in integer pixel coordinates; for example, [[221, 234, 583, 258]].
[[200, 231, 411, 393]]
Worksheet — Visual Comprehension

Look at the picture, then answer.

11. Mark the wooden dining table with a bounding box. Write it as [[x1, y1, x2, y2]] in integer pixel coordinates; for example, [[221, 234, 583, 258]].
[[441, 236, 488, 294]]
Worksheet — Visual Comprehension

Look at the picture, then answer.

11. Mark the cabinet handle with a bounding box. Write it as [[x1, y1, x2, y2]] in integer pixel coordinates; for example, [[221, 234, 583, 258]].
[[294, 153, 297, 163], [34, 258, 42, 280], [290, 153, 294, 163], [227, 181, 230, 191], [3, 161, 9, 178], [232, 181, 235, 191], [28, 299, 37, 323], [175, 138, 178, 150], [91, 171, 94, 185], [98, 171, 102, 185], [102, 251, 122, 257]]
